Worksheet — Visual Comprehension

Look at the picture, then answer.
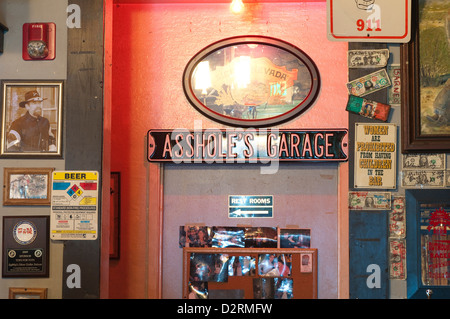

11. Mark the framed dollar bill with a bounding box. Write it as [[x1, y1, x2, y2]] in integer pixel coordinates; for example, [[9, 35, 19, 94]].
[[401, 0, 450, 152]]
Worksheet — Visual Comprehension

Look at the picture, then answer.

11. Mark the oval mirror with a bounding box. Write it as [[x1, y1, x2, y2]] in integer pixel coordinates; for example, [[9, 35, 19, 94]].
[[183, 36, 321, 127]]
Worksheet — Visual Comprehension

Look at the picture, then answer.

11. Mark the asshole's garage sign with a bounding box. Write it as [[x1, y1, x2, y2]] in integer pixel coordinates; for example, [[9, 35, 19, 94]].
[[147, 129, 348, 163]]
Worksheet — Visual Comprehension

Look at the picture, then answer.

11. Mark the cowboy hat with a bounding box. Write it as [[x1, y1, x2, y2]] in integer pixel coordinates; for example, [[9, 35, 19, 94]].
[[19, 90, 47, 108]]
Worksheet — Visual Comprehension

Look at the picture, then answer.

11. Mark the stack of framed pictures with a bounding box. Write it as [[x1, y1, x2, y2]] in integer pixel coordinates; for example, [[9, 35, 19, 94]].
[[179, 226, 311, 249], [183, 247, 317, 299]]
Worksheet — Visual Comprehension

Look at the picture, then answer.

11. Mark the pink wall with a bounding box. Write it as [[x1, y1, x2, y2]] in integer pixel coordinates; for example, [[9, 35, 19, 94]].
[[109, 1, 348, 298]]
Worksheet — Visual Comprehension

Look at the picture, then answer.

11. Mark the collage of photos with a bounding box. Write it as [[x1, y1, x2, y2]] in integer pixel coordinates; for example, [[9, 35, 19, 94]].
[[179, 225, 310, 249], [188, 253, 295, 299]]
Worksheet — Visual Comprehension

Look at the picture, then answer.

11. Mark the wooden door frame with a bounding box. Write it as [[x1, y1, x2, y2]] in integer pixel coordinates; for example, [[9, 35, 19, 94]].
[[102, 0, 348, 299]]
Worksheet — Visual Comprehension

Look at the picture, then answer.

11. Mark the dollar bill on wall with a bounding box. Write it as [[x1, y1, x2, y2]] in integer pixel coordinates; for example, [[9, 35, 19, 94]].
[[389, 197, 405, 239], [402, 153, 446, 170], [347, 49, 390, 68], [389, 239, 406, 280], [348, 191, 391, 210], [346, 69, 391, 97], [401, 170, 445, 188]]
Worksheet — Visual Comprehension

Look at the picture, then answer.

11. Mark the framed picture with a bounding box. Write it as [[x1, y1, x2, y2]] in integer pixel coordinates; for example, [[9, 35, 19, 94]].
[[183, 36, 320, 127], [9, 287, 47, 299], [405, 189, 450, 298], [1, 80, 63, 157], [2, 216, 50, 277], [3, 167, 53, 206], [110, 171, 121, 259], [401, 1, 450, 152]]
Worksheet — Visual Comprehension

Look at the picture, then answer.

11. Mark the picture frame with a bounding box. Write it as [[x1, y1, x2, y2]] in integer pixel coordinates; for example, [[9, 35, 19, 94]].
[[2, 216, 50, 278], [183, 36, 320, 127], [400, 1, 450, 153], [109, 171, 121, 259], [3, 167, 53, 206], [9, 287, 47, 299], [1, 80, 63, 157], [406, 189, 450, 298]]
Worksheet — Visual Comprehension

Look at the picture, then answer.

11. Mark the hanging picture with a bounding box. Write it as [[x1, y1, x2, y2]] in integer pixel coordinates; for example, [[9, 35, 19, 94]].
[[183, 36, 320, 127], [2, 216, 49, 278], [1, 80, 63, 158], [3, 167, 53, 206], [401, 0, 450, 152]]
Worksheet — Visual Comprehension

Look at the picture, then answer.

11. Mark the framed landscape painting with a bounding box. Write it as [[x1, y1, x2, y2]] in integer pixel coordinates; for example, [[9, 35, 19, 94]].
[[401, 0, 450, 152]]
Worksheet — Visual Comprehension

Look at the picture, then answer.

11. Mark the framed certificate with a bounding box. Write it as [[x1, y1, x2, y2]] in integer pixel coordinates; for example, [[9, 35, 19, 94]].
[[2, 216, 49, 278]]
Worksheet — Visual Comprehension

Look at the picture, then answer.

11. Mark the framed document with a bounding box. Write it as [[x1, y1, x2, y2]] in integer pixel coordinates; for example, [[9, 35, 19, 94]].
[[2, 216, 49, 277]]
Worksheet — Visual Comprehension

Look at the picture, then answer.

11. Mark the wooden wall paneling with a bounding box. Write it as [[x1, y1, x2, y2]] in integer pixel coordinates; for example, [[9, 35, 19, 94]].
[[348, 42, 390, 299], [64, 0, 104, 299]]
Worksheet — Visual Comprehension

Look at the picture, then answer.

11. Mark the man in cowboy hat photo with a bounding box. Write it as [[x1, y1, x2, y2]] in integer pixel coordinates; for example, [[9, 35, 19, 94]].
[[6, 90, 56, 152]]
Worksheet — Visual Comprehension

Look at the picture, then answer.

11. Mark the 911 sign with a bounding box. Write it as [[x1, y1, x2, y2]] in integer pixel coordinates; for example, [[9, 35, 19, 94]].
[[327, 0, 411, 43]]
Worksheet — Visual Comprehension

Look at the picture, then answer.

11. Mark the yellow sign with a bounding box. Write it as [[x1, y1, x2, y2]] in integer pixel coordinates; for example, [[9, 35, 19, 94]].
[[354, 123, 397, 189], [50, 171, 99, 240], [53, 171, 98, 180]]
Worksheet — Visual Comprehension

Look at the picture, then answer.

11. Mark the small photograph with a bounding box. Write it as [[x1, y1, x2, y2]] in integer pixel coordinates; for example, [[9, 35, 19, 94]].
[[300, 253, 313, 273], [211, 226, 245, 248], [179, 225, 212, 248], [3, 167, 53, 206], [274, 278, 293, 299], [228, 256, 256, 277], [188, 281, 208, 299], [253, 277, 275, 299], [258, 254, 292, 277], [245, 227, 278, 248], [9, 287, 47, 299], [279, 228, 311, 248], [189, 253, 229, 282]]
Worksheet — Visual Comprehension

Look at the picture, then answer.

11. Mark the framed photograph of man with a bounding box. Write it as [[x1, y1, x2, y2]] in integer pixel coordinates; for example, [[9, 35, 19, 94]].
[[1, 80, 63, 157]]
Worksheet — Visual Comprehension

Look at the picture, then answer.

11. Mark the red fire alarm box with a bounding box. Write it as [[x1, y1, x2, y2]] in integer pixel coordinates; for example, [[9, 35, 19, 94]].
[[22, 23, 55, 60]]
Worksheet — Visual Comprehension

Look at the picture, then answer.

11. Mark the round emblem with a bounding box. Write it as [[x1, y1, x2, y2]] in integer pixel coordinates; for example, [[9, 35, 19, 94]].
[[13, 220, 37, 245]]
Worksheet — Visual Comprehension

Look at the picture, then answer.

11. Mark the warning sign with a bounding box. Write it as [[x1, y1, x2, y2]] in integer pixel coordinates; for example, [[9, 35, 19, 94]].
[[327, 0, 411, 43], [50, 171, 99, 240]]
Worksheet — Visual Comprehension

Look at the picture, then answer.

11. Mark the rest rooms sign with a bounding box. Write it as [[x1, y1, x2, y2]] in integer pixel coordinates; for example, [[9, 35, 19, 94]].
[[229, 195, 273, 218], [327, 0, 411, 43]]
